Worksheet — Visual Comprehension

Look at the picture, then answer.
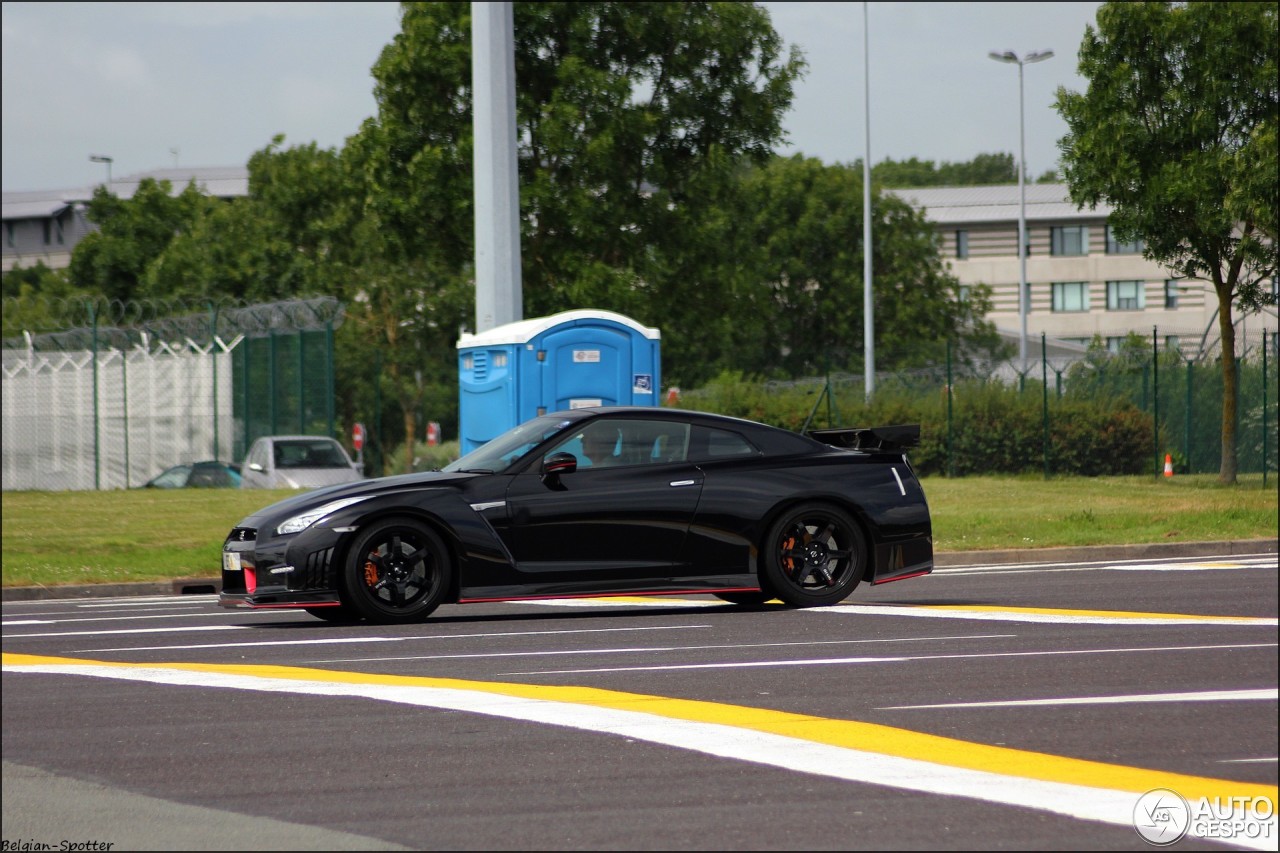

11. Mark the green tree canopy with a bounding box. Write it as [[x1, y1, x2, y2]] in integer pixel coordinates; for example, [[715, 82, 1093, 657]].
[[67, 178, 216, 303], [350, 1, 805, 385], [736, 155, 1004, 377], [872, 152, 1018, 188], [1055, 0, 1278, 483]]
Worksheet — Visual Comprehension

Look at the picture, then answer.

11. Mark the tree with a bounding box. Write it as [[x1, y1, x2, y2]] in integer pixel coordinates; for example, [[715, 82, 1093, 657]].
[[67, 178, 216, 303], [873, 152, 1018, 188], [350, 1, 805, 386], [146, 136, 353, 303], [738, 155, 1003, 377], [1055, 1, 1279, 483]]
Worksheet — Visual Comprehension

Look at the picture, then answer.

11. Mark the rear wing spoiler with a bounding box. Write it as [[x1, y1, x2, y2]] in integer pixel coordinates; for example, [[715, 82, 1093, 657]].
[[807, 424, 921, 452]]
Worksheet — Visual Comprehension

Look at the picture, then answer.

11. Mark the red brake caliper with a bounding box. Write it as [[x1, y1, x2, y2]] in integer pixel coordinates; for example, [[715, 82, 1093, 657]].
[[782, 535, 797, 576], [363, 553, 379, 587]]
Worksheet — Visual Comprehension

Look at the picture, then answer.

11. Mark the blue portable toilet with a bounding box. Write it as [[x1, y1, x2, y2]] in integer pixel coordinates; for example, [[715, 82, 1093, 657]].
[[457, 310, 661, 453]]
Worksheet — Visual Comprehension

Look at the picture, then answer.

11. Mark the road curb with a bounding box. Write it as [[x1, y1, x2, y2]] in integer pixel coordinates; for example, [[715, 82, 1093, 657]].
[[932, 538, 1277, 567], [2, 540, 1274, 602]]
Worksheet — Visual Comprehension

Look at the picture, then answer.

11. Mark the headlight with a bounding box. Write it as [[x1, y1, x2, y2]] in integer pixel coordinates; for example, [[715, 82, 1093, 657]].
[[275, 496, 370, 536]]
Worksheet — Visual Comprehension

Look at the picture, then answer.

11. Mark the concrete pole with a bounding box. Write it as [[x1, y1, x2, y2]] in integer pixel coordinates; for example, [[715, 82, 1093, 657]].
[[472, 1, 522, 332]]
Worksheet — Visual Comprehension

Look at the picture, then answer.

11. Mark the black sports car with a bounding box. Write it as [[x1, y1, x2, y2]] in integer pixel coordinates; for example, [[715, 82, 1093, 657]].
[[219, 407, 933, 624]]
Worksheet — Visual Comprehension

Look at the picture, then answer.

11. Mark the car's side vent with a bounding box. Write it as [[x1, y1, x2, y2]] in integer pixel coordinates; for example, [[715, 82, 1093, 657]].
[[301, 547, 335, 590]]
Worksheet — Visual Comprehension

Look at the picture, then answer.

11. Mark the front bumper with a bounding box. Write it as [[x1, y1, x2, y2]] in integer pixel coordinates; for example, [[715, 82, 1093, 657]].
[[219, 524, 347, 610]]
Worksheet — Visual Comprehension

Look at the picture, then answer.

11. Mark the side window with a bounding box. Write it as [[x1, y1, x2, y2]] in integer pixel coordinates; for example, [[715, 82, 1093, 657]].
[[544, 420, 692, 468], [688, 426, 759, 462]]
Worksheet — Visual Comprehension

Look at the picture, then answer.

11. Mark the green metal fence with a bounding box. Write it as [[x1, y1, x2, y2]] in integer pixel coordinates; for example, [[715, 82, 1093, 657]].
[[686, 325, 1276, 482], [2, 297, 343, 490]]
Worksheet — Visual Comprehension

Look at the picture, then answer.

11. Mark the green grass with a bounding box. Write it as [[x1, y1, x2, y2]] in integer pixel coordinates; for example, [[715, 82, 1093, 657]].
[[1, 474, 1275, 588]]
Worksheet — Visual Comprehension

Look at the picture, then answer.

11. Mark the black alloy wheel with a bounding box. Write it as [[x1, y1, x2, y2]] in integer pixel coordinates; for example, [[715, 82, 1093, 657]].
[[761, 503, 866, 607], [342, 516, 451, 624]]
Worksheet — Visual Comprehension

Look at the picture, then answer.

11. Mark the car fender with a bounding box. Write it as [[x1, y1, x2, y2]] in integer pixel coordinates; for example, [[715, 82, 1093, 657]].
[[317, 487, 516, 596]]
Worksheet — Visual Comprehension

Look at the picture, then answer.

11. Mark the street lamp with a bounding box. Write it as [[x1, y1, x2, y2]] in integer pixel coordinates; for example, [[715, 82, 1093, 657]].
[[988, 49, 1053, 370], [89, 154, 113, 189]]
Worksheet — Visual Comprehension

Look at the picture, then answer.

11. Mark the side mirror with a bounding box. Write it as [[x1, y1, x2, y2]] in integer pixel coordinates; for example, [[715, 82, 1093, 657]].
[[542, 452, 577, 477]]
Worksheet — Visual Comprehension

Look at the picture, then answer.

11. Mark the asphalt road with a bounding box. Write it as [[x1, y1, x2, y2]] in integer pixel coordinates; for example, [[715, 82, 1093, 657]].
[[3, 548, 1277, 851]]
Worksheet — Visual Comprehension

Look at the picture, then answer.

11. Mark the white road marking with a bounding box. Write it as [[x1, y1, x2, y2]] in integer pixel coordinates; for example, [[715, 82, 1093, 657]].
[[1, 625, 248, 639], [4, 656, 1274, 851], [817, 604, 1277, 626], [307, 634, 1015, 665], [505, 641, 1277, 675], [69, 624, 714, 653], [879, 689, 1279, 709]]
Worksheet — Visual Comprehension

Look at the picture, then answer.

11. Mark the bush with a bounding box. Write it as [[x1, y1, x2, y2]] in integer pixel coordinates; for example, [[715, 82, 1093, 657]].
[[675, 371, 1155, 477]]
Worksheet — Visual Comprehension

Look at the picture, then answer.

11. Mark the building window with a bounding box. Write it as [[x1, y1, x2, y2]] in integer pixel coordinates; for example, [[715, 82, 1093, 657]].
[[1165, 336, 1181, 352], [1106, 337, 1126, 353], [4, 221, 14, 248], [1105, 224, 1143, 254], [955, 229, 969, 260], [42, 219, 51, 246], [1106, 280, 1145, 311], [1051, 282, 1089, 313], [958, 284, 971, 302], [1050, 225, 1088, 256], [1164, 279, 1179, 309]]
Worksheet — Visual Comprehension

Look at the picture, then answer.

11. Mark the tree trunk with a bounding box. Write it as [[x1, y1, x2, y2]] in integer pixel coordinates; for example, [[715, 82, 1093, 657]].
[[403, 407, 418, 475], [1215, 279, 1238, 484]]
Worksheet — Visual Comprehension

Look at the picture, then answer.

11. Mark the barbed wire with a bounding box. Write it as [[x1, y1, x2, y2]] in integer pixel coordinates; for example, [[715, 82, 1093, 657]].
[[2, 295, 345, 352]]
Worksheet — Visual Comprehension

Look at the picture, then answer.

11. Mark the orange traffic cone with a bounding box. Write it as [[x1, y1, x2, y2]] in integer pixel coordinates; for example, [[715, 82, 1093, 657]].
[[1163, 453, 1174, 477]]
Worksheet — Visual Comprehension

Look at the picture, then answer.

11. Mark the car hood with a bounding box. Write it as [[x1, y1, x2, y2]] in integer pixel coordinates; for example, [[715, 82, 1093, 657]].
[[235, 470, 486, 530], [271, 469, 362, 490]]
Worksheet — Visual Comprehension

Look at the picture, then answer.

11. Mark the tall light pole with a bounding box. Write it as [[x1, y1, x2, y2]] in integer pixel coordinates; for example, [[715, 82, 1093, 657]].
[[987, 49, 1053, 370], [89, 154, 113, 189], [863, 1, 874, 400]]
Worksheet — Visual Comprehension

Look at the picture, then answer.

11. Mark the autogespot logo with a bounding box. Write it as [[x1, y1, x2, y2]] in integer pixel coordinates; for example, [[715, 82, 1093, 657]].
[[1133, 789, 1277, 846], [1134, 788, 1191, 846]]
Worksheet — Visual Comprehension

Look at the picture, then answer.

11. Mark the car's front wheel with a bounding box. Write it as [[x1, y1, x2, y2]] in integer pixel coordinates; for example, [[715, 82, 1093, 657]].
[[761, 503, 866, 607], [342, 516, 450, 624]]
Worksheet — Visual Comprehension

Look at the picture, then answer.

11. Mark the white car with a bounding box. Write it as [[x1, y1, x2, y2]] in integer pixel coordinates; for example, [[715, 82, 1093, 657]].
[[240, 435, 362, 489]]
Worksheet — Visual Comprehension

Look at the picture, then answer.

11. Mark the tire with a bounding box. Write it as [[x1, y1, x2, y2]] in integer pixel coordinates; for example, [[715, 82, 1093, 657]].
[[713, 591, 775, 606], [341, 516, 451, 624], [304, 604, 363, 623], [760, 503, 866, 607]]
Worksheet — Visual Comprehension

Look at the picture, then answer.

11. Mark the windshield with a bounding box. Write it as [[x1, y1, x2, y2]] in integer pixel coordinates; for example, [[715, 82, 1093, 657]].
[[441, 415, 580, 474]]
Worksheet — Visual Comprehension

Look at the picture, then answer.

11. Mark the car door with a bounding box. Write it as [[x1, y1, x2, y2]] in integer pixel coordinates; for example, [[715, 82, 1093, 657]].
[[502, 418, 703, 586]]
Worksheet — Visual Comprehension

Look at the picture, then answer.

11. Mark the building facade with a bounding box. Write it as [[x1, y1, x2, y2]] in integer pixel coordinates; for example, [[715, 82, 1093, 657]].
[[892, 184, 1277, 357], [2, 166, 248, 275]]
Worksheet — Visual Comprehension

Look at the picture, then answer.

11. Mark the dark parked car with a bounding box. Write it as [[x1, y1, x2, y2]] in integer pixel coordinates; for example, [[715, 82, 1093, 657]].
[[145, 461, 241, 489], [220, 407, 933, 624]]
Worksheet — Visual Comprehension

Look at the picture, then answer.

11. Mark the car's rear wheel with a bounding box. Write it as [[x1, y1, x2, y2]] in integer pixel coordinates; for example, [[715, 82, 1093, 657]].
[[304, 604, 363, 623], [761, 503, 866, 607], [342, 516, 450, 624], [713, 591, 775, 606]]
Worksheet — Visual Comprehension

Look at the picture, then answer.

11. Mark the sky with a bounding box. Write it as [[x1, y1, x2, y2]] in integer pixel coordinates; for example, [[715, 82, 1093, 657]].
[[1, 1, 1103, 194]]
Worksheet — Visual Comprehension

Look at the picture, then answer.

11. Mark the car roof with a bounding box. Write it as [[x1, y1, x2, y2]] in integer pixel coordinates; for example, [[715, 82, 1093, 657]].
[[550, 407, 822, 455]]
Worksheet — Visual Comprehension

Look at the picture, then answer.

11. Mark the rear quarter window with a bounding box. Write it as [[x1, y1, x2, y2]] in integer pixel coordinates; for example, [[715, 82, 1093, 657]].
[[689, 426, 759, 462]]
